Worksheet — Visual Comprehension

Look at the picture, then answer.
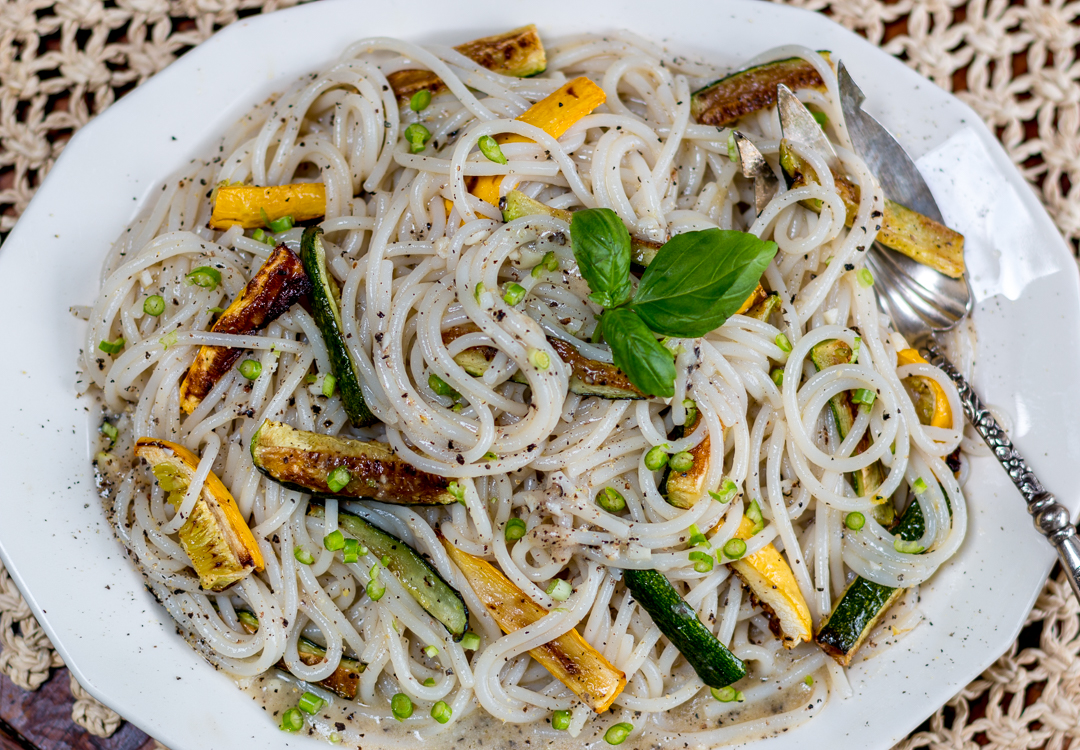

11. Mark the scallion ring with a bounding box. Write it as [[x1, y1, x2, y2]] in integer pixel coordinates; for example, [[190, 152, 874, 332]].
[[280, 707, 304, 732], [845, 511, 866, 531], [323, 530, 345, 551], [477, 135, 508, 165], [431, 700, 452, 724], [689, 550, 714, 573], [239, 359, 262, 380], [98, 337, 125, 355], [711, 686, 738, 702], [596, 487, 626, 513], [409, 89, 432, 112], [185, 266, 221, 290], [670, 451, 694, 472], [326, 466, 351, 493], [342, 538, 360, 564], [551, 710, 572, 731], [321, 373, 337, 398], [722, 538, 747, 559], [404, 123, 431, 154], [143, 295, 165, 316], [546, 579, 572, 601], [503, 282, 526, 306], [294, 547, 315, 565], [505, 518, 527, 541], [298, 692, 324, 715], [644, 445, 669, 471], [460, 632, 481, 651], [604, 723, 633, 745], [391, 693, 413, 721]]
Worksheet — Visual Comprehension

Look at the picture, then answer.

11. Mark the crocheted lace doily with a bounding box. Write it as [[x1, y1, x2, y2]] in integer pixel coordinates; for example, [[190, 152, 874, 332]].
[[1, 1, 1078, 747]]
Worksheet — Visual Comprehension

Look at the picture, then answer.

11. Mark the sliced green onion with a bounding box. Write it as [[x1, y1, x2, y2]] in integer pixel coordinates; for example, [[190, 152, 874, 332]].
[[252, 228, 274, 245], [326, 467, 351, 493], [804, 674, 814, 686], [688, 523, 709, 548], [321, 373, 337, 398], [529, 348, 551, 370], [460, 632, 481, 651], [858, 268, 874, 287], [298, 691, 324, 714], [239, 359, 262, 380], [727, 131, 738, 162], [409, 89, 432, 112], [812, 110, 828, 127], [99, 337, 125, 355], [294, 546, 315, 565], [159, 331, 177, 350], [342, 538, 361, 564], [143, 295, 165, 316], [605, 723, 633, 745], [644, 445, 669, 471], [775, 332, 792, 353], [845, 511, 866, 531], [482, 451, 498, 462], [391, 693, 413, 721], [913, 477, 928, 494], [381, 555, 390, 567], [543, 251, 559, 271], [475, 281, 486, 302], [551, 709, 572, 731], [405, 123, 431, 154], [682, 398, 698, 426], [546, 579, 572, 601], [596, 487, 626, 513], [280, 707, 304, 732], [447, 481, 465, 502], [852, 388, 876, 406], [711, 685, 738, 702], [689, 550, 714, 573], [423, 677, 436, 687], [710, 478, 739, 504], [894, 538, 925, 554], [722, 537, 747, 559], [477, 135, 508, 164], [100, 421, 119, 443], [428, 373, 460, 399], [746, 500, 765, 535], [771, 367, 784, 387], [267, 214, 295, 233], [670, 451, 694, 472], [431, 700, 452, 724], [852, 336, 861, 364], [367, 577, 386, 601], [324, 530, 346, 551], [505, 517, 527, 541], [185, 266, 221, 290], [503, 282, 526, 305], [208, 306, 225, 314], [423, 644, 439, 658]]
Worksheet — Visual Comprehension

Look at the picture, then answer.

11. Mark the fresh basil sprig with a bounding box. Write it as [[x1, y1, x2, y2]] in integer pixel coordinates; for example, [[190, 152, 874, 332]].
[[601, 308, 678, 398], [569, 208, 633, 308], [568, 209, 778, 397]]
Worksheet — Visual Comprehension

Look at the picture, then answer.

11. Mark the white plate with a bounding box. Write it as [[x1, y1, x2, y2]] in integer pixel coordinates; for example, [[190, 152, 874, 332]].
[[1, 1, 1076, 748]]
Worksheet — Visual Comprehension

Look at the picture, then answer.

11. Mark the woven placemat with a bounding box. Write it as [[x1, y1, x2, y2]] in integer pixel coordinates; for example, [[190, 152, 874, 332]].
[[1, 1, 1078, 748]]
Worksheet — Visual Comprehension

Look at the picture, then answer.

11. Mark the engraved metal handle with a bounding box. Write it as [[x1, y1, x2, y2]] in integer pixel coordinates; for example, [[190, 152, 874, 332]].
[[923, 341, 1080, 600]]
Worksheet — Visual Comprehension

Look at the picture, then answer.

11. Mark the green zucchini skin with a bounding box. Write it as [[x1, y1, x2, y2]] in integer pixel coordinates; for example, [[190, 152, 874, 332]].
[[308, 502, 470, 641], [690, 53, 832, 127], [623, 569, 746, 688], [815, 495, 924, 664], [300, 226, 377, 427], [809, 339, 893, 526]]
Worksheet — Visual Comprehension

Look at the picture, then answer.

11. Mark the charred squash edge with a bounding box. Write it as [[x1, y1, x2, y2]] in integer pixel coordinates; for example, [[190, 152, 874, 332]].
[[179, 245, 311, 414], [250, 419, 455, 506], [690, 53, 833, 127]]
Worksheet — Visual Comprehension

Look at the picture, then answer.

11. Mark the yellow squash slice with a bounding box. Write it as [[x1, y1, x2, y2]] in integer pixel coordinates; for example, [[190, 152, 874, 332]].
[[665, 411, 713, 509], [209, 183, 326, 230], [897, 349, 953, 429], [730, 517, 812, 648], [135, 438, 264, 591], [441, 540, 626, 712]]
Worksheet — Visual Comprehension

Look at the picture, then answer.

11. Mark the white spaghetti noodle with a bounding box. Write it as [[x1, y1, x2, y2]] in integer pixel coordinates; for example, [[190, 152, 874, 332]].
[[82, 30, 971, 748]]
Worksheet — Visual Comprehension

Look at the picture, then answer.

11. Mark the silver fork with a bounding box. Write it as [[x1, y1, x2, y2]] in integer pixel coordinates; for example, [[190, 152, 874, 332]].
[[803, 64, 1080, 599]]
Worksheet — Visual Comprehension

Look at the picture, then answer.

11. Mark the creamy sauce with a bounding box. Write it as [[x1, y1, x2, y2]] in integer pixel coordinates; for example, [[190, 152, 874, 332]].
[[239, 666, 819, 750]]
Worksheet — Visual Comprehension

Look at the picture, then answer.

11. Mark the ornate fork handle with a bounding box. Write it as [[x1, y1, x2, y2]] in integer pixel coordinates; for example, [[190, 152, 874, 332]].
[[923, 341, 1080, 599]]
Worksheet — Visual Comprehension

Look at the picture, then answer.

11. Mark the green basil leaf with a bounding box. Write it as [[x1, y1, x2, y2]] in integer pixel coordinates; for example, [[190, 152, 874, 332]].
[[631, 229, 778, 338], [569, 208, 633, 309], [602, 308, 676, 398]]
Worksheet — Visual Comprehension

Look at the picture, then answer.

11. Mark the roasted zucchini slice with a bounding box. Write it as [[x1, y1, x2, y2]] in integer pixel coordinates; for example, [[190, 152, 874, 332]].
[[442, 539, 626, 712], [690, 53, 832, 127], [309, 503, 469, 639], [442, 324, 644, 400], [779, 140, 965, 278], [250, 419, 455, 505], [300, 226, 377, 426], [730, 517, 813, 649], [664, 411, 712, 509], [135, 438, 264, 591], [237, 609, 365, 698], [179, 245, 311, 414], [810, 339, 892, 526], [209, 183, 326, 230], [744, 291, 781, 322], [623, 568, 747, 687], [387, 25, 546, 102], [815, 495, 924, 665]]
